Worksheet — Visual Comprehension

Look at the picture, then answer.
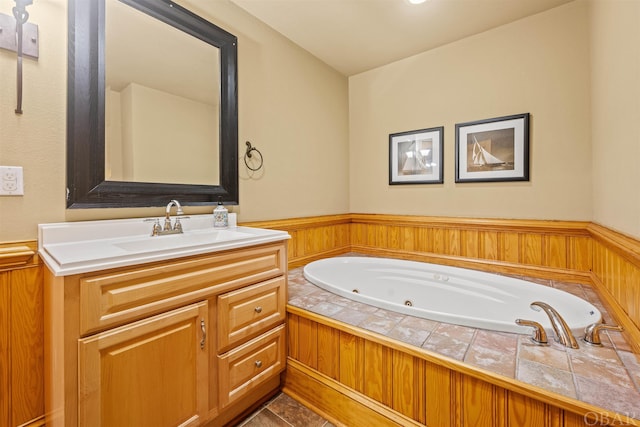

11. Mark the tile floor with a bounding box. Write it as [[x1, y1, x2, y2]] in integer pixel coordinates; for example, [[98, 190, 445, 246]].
[[237, 393, 335, 427]]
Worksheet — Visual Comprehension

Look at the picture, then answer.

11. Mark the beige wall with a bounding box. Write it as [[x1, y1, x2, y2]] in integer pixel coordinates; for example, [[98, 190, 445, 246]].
[[2, 0, 639, 243], [0, 0, 67, 241], [182, 0, 350, 223], [349, 1, 592, 221], [0, 0, 349, 241], [589, 0, 640, 239]]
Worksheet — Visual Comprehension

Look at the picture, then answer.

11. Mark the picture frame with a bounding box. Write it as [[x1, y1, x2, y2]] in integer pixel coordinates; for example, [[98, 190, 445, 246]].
[[389, 126, 444, 185], [455, 113, 530, 183]]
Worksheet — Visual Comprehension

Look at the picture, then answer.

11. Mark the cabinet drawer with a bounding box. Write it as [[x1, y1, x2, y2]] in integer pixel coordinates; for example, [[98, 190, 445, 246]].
[[79, 242, 286, 335], [218, 325, 286, 408], [218, 276, 286, 352]]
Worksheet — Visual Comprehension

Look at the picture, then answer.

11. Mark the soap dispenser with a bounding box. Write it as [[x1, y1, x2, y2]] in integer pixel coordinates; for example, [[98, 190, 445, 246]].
[[213, 198, 228, 228]]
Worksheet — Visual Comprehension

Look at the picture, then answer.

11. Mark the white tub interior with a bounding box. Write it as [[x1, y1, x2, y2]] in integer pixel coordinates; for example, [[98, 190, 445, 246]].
[[303, 256, 601, 335]]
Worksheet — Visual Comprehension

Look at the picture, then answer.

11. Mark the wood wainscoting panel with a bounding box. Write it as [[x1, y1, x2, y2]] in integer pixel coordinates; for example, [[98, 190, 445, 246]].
[[0, 259, 44, 427], [504, 391, 554, 427], [286, 309, 627, 427], [363, 340, 392, 407], [349, 215, 593, 283], [545, 234, 568, 269], [458, 375, 496, 427], [589, 223, 640, 352], [10, 267, 44, 427], [568, 235, 593, 272], [317, 323, 340, 381], [499, 231, 521, 264], [425, 362, 454, 426], [391, 349, 426, 424], [338, 331, 365, 393], [241, 215, 351, 268], [0, 267, 8, 425]]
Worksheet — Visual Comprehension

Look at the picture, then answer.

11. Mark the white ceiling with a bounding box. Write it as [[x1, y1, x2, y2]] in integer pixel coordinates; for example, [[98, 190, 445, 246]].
[[228, 0, 574, 76]]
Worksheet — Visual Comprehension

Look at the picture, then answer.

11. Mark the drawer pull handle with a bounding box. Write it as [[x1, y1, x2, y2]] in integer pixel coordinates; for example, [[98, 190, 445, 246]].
[[255, 360, 263, 369], [200, 319, 206, 350], [254, 306, 263, 314]]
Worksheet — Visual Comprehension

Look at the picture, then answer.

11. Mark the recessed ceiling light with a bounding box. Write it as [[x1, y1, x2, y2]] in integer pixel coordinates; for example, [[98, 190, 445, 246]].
[[407, 0, 428, 4]]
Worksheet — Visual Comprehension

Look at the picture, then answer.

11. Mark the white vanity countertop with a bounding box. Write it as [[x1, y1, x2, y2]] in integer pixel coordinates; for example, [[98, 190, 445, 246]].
[[38, 214, 290, 276]]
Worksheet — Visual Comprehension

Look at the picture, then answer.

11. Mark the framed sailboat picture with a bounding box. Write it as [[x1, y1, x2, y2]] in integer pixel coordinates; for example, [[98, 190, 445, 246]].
[[455, 113, 530, 183], [389, 126, 444, 184]]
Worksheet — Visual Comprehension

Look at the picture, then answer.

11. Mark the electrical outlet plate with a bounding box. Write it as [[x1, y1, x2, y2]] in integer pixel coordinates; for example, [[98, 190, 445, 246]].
[[0, 166, 24, 196]]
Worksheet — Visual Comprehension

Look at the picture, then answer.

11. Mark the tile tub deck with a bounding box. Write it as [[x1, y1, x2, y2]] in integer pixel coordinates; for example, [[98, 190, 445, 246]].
[[287, 262, 640, 422]]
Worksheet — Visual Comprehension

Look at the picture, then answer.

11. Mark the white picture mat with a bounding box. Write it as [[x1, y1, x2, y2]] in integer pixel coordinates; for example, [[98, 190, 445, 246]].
[[458, 118, 526, 180], [390, 129, 442, 183]]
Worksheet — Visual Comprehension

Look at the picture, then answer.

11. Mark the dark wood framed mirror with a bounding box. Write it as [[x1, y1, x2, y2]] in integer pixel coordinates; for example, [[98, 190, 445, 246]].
[[67, 0, 238, 208]]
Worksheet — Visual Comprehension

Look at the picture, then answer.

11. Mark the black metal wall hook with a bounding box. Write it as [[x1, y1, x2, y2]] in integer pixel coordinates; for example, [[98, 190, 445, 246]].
[[244, 141, 264, 171], [12, 0, 34, 115]]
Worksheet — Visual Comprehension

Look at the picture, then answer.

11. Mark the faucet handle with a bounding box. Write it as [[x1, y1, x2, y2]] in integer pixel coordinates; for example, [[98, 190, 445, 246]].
[[173, 218, 183, 233], [583, 323, 623, 346], [151, 219, 162, 236], [516, 319, 548, 345]]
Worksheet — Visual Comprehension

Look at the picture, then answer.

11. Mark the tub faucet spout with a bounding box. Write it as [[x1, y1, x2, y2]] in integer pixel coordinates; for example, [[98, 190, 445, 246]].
[[530, 301, 579, 349]]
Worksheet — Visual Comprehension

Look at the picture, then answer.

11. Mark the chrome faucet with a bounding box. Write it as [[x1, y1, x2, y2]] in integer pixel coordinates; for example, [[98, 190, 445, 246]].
[[583, 322, 623, 346], [515, 318, 548, 345], [530, 301, 579, 349], [164, 199, 184, 230], [151, 200, 184, 236]]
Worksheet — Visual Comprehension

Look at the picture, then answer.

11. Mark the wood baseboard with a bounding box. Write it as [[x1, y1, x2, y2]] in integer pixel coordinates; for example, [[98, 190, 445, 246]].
[[283, 359, 422, 427]]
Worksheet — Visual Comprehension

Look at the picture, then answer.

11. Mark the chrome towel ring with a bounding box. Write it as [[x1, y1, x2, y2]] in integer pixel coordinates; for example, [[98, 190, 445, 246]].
[[244, 141, 263, 171]]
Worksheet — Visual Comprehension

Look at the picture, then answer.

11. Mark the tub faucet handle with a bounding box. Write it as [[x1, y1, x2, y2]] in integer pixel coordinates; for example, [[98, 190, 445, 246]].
[[583, 322, 623, 346], [515, 319, 548, 345]]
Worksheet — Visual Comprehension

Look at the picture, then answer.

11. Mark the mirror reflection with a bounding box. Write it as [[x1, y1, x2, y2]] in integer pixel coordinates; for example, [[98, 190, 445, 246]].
[[105, 0, 220, 186]]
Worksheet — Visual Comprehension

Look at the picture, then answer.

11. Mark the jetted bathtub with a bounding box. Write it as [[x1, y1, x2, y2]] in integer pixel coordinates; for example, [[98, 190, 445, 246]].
[[303, 256, 601, 335]]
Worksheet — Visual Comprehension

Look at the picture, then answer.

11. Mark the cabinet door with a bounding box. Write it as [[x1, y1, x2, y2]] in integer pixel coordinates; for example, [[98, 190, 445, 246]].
[[78, 302, 209, 427]]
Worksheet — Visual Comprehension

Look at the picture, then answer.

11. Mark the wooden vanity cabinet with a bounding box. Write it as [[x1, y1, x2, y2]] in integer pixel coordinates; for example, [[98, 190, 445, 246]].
[[45, 242, 288, 427]]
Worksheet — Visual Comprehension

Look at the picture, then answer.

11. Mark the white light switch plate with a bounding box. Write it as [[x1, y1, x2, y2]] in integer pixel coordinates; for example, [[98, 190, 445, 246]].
[[0, 166, 24, 196]]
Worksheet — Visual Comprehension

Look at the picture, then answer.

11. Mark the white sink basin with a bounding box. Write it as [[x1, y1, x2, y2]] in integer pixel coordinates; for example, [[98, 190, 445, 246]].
[[38, 214, 290, 276], [114, 228, 256, 252]]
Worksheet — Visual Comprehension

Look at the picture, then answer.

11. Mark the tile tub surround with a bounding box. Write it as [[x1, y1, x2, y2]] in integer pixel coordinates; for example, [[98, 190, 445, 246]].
[[287, 265, 640, 421]]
